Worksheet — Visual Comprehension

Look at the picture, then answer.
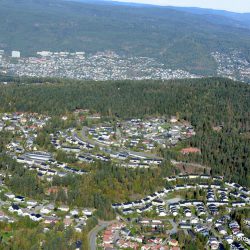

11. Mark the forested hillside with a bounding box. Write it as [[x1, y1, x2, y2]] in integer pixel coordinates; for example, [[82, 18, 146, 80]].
[[1, 0, 250, 74], [0, 77, 249, 186]]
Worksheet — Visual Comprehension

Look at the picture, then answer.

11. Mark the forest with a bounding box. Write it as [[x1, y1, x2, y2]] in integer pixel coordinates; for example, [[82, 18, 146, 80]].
[[0, 77, 249, 187]]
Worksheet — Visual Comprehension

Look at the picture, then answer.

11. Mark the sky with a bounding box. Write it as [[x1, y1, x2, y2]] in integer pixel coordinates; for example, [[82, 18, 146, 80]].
[[108, 0, 250, 13]]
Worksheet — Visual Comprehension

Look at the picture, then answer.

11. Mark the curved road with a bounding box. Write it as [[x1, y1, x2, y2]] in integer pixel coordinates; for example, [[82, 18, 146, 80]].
[[74, 127, 163, 160], [88, 220, 117, 250]]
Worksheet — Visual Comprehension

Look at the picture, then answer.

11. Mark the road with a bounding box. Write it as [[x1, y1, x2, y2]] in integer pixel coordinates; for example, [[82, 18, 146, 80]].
[[88, 220, 117, 250], [168, 219, 178, 235], [74, 127, 163, 160]]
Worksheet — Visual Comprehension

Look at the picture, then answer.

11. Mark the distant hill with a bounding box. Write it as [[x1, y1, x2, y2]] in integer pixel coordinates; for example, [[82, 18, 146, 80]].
[[169, 7, 250, 29], [1, 0, 250, 75]]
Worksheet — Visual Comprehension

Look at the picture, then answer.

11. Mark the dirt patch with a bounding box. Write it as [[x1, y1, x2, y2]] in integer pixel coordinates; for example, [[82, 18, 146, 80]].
[[171, 160, 211, 175]]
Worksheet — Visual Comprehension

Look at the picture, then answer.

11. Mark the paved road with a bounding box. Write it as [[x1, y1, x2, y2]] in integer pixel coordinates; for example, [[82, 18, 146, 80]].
[[165, 197, 182, 205], [88, 220, 117, 250], [74, 127, 163, 160], [168, 219, 178, 235]]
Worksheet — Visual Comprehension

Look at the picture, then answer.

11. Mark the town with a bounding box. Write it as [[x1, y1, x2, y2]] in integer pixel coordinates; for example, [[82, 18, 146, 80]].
[[0, 50, 198, 81], [1, 111, 193, 177], [0, 110, 249, 249], [212, 51, 250, 83], [108, 174, 250, 250], [1, 49, 250, 83]]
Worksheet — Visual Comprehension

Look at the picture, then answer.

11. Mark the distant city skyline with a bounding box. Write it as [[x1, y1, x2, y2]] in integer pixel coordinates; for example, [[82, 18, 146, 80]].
[[107, 0, 250, 13]]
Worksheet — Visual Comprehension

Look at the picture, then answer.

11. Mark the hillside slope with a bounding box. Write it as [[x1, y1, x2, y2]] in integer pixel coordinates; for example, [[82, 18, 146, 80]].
[[1, 0, 250, 74]]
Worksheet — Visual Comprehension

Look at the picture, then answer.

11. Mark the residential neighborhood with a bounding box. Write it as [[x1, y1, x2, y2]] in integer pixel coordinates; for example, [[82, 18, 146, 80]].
[[0, 50, 199, 81], [108, 174, 250, 250], [0, 111, 249, 250]]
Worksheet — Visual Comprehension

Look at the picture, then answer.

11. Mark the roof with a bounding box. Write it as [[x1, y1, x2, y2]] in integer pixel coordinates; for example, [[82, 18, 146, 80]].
[[181, 147, 201, 154]]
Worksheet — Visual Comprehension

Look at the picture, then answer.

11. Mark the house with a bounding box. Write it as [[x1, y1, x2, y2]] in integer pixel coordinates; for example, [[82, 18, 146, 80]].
[[61, 146, 81, 153], [179, 223, 192, 229], [230, 191, 240, 198], [75, 223, 85, 232], [112, 203, 123, 209], [14, 195, 25, 202], [179, 200, 192, 207], [82, 209, 93, 217], [181, 147, 201, 155], [20, 208, 31, 217], [207, 237, 219, 250], [224, 235, 233, 244], [132, 200, 143, 207], [189, 174, 199, 179], [178, 175, 188, 180], [166, 176, 176, 182], [122, 202, 133, 209], [138, 203, 153, 213], [231, 242, 246, 250], [192, 200, 203, 206], [0, 211, 8, 220], [70, 209, 79, 216], [229, 221, 240, 229], [170, 206, 178, 217], [23, 151, 52, 162], [64, 217, 73, 227], [200, 174, 211, 179], [199, 183, 209, 188], [184, 208, 192, 217], [30, 213, 42, 222], [142, 197, 151, 204], [211, 184, 221, 189], [240, 194, 249, 202], [40, 205, 54, 214], [152, 199, 164, 206], [197, 229, 208, 237], [9, 204, 23, 216], [175, 185, 185, 190], [243, 218, 250, 226], [157, 206, 167, 217], [196, 206, 206, 216], [156, 190, 165, 197], [217, 225, 227, 235], [194, 224, 206, 233], [241, 187, 250, 195], [5, 192, 15, 199], [122, 208, 134, 215], [58, 205, 69, 212], [232, 201, 246, 207], [190, 217, 199, 224], [43, 216, 59, 224], [169, 202, 180, 209], [169, 239, 179, 247]]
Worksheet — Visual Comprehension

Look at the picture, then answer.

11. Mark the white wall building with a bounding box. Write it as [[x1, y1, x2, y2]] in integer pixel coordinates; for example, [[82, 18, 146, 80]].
[[12, 51, 21, 58]]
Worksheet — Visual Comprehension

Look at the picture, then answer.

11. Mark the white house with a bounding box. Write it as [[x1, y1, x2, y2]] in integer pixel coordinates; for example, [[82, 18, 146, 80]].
[[58, 205, 69, 212]]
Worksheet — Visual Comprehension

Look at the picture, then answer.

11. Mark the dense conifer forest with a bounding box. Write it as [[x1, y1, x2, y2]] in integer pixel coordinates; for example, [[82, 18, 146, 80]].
[[0, 77, 249, 188]]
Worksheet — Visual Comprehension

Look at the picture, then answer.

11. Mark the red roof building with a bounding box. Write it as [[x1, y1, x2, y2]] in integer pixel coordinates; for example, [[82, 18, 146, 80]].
[[181, 147, 201, 155]]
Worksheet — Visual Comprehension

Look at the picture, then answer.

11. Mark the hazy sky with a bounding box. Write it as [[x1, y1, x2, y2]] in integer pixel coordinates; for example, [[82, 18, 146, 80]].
[[109, 0, 250, 13]]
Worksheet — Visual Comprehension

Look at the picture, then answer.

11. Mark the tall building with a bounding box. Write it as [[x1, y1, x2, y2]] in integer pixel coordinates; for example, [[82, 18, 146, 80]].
[[12, 50, 21, 58]]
